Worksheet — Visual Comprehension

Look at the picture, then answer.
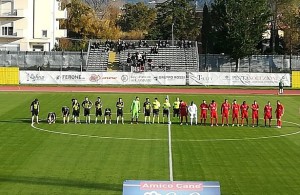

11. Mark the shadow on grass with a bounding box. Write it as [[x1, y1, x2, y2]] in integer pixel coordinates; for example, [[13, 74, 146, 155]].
[[0, 118, 32, 124], [0, 175, 122, 192]]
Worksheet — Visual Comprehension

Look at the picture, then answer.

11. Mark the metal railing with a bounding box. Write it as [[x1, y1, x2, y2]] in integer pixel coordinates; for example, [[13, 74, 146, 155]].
[[0, 51, 87, 71], [199, 54, 299, 73]]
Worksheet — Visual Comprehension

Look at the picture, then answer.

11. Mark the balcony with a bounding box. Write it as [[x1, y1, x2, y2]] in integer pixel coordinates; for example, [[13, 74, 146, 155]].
[[0, 29, 24, 39], [56, 29, 67, 38], [56, 8, 67, 19], [0, 9, 25, 20]]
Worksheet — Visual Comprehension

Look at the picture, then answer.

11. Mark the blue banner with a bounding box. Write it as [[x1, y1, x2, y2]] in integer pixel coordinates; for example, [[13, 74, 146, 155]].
[[123, 180, 220, 195]]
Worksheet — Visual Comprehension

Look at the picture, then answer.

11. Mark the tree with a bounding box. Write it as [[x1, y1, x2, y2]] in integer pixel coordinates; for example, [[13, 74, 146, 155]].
[[61, 0, 121, 39], [211, 0, 271, 71], [117, 2, 156, 33], [148, 0, 199, 40], [82, 0, 107, 14], [274, 0, 300, 54], [201, 3, 213, 54]]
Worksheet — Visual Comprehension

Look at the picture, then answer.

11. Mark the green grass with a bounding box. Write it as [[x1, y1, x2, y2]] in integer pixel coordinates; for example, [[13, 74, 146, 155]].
[[0, 92, 300, 194]]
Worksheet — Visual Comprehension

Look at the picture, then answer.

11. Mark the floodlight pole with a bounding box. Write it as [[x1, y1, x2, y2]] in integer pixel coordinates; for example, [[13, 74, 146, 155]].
[[171, 23, 174, 46]]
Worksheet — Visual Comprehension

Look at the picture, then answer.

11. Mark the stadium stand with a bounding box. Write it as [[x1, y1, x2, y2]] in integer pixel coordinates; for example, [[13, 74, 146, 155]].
[[119, 46, 199, 72], [87, 39, 200, 72], [86, 42, 109, 72]]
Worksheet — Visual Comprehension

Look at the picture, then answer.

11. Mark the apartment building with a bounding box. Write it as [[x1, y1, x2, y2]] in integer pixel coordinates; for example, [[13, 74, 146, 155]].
[[0, 0, 67, 51]]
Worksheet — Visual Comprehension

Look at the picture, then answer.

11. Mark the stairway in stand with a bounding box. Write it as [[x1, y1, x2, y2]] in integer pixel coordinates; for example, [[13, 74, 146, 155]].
[[107, 51, 120, 72], [86, 47, 108, 72]]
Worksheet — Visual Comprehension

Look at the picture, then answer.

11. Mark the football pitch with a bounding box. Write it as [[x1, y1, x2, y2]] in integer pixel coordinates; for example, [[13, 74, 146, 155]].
[[0, 91, 300, 194]]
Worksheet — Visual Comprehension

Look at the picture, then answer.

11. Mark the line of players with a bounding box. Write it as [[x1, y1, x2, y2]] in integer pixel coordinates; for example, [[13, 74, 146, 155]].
[[201, 99, 284, 128], [30, 97, 284, 128]]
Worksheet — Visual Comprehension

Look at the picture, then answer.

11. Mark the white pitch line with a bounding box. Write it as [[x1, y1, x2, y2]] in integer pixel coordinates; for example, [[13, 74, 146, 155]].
[[31, 123, 166, 141], [167, 95, 174, 182], [30, 120, 300, 142], [175, 120, 300, 142]]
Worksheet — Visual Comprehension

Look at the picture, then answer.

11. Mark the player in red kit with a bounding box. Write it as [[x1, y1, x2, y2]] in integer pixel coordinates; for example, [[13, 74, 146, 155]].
[[209, 100, 218, 126], [251, 100, 259, 127], [199, 100, 209, 126], [264, 101, 272, 127], [275, 100, 284, 128], [221, 99, 230, 126], [231, 99, 240, 126], [240, 101, 249, 126], [179, 100, 188, 125]]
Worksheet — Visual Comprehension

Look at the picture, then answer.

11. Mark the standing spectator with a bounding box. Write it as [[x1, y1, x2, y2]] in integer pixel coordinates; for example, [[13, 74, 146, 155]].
[[231, 99, 240, 126], [240, 101, 249, 126], [30, 98, 39, 125], [199, 100, 209, 126], [251, 100, 259, 127], [278, 79, 284, 94], [221, 99, 230, 126], [264, 101, 272, 127], [275, 100, 284, 128], [209, 100, 218, 126]]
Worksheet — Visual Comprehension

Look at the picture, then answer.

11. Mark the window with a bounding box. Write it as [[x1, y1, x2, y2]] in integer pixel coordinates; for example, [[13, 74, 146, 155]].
[[1, 27, 13, 36], [42, 30, 47, 38]]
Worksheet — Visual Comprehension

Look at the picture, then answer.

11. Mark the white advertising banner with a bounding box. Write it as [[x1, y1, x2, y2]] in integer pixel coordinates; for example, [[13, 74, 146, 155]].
[[189, 72, 291, 86], [19, 71, 186, 85]]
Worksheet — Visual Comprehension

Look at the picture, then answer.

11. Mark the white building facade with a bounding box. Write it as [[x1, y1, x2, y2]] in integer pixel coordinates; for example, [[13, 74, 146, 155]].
[[0, 0, 67, 51]]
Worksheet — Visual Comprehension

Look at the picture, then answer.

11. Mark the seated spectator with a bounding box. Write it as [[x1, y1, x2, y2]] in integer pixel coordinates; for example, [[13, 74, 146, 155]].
[[154, 44, 159, 54], [96, 43, 100, 49], [166, 40, 170, 47], [142, 52, 147, 66], [131, 54, 136, 66], [144, 41, 149, 48], [148, 58, 153, 70], [150, 47, 154, 54]]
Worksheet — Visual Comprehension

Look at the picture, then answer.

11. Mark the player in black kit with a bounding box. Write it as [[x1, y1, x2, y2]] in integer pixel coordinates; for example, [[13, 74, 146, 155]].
[[116, 98, 124, 124], [104, 108, 112, 124], [143, 98, 152, 124], [72, 99, 81, 124], [82, 97, 93, 124], [61, 106, 70, 124], [30, 98, 40, 125], [47, 112, 56, 124], [95, 97, 103, 124]]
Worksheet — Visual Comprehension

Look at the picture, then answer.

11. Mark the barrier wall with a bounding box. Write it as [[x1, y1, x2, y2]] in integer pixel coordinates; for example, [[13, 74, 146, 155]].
[[19, 71, 187, 85], [189, 72, 291, 86], [0, 67, 19, 84], [19, 71, 292, 87], [292, 71, 300, 88]]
